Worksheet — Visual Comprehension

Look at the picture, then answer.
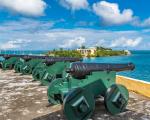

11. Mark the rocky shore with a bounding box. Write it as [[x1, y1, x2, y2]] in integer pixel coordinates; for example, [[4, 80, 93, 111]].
[[0, 70, 150, 120]]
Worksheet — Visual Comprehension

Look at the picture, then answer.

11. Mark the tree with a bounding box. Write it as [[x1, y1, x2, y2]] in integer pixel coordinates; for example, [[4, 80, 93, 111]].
[[59, 48, 63, 51], [80, 45, 86, 49]]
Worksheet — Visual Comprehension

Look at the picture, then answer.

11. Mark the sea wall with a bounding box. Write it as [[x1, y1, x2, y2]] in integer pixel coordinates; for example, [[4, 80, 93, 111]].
[[117, 76, 150, 98]]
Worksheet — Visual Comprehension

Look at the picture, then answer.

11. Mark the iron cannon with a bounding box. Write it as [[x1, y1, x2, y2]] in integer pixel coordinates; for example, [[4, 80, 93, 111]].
[[47, 62, 135, 120], [32, 57, 82, 85], [1, 54, 30, 70], [14, 55, 48, 73], [20, 58, 46, 75]]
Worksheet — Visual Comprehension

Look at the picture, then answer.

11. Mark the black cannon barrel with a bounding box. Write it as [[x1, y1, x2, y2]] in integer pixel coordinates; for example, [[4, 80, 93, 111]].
[[0, 54, 48, 60], [2, 54, 30, 58], [0, 54, 13, 58], [66, 63, 135, 78], [0, 54, 5, 56], [0, 54, 82, 62], [2, 54, 27, 59], [1, 53, 82, 63], [22, 55, 49, 61], [43, 57, 82, 65]]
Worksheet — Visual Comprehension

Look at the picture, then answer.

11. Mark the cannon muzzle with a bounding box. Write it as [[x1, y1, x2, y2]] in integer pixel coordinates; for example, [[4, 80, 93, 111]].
[[66, 63, 135, 78]]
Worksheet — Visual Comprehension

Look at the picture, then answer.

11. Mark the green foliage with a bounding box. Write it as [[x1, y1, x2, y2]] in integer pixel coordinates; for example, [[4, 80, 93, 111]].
[[94, 50, 127, 57], [47, 49, 82, 58], [46, 47, 128, 58], [80, 45, 86, 49], [96, 46, 112, 51]]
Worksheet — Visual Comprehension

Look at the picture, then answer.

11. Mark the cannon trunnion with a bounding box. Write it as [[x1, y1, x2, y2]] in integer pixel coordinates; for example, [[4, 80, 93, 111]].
[[47, 62, 135, 120]]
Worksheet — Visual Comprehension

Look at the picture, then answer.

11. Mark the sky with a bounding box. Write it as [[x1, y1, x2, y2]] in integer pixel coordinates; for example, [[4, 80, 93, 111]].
[[0, 0, 150, 50]]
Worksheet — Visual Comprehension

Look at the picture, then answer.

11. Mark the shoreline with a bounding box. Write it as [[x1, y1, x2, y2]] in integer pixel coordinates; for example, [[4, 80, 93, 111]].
[[117, 75, 150, 98], [83, 53, 131, 58]]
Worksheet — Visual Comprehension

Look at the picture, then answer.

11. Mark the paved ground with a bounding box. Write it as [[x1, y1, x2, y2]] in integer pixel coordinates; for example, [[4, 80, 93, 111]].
[[0, 69, 150, 120]]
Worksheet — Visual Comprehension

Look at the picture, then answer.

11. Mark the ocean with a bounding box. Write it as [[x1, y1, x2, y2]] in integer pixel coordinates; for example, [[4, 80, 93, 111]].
[[84, 50, 150, 82], [0, 50, 150, 82]]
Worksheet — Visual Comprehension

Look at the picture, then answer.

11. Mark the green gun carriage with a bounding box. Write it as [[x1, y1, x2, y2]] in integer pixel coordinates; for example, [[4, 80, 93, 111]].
[[14, 55, 47, 73], [32, 57, 82, 86], [0, 54, 5, 68], [47, 62, 135, 120], [20, 56, 48, 75], [1, 54, 28, 70]]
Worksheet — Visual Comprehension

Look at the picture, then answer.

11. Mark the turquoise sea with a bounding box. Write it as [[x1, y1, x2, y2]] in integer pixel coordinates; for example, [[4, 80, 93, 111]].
[[84, 50, 150, 82], [0, 50, 150, 82]]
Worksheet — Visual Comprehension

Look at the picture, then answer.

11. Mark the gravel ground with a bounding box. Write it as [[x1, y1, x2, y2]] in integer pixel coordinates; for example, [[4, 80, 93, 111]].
[[0, 69, 150, 120]]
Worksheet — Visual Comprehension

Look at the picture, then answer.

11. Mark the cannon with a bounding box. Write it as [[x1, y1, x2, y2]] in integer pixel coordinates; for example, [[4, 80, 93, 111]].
[[0, 54, 5, 68], [0, 60, 3, 68], [47, 63, 135, 120], [32, 57, 82, 86], [0, 54, 47, 71], [20, 58, 46, 75], [14, 55, 48, 73], [0, 54, 9, 69], [1, 54, 26, 59], [1, 54, 30, 70]]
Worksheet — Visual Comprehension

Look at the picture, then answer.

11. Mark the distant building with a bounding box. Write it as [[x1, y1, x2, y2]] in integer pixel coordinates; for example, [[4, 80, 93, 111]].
[[77, 47, 96, 57], [124, 50, 131, 55]]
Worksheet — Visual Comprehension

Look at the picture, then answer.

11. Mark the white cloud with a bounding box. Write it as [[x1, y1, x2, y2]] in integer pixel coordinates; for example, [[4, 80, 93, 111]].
[[94, 39, 106, 46], [110, 37, 142, 48], [0, 18, 54, 32], [0, 19, 149, 50], [0, 39, 31, 49], [132, 17, 150, 27], [0, 0, 47, 16], [141, 18, 150, 27], [0, 41, 19, 49], [93, 1, 134, 25], [60, 0, 89, 11], [59, 36, 86, 48]]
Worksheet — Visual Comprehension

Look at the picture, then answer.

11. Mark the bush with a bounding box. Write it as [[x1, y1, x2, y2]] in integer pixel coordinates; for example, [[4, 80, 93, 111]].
[[46, 50, 82, 58]]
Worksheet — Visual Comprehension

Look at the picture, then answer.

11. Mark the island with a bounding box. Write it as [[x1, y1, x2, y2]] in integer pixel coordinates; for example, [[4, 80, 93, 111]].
[[46, 46, 130, 58]]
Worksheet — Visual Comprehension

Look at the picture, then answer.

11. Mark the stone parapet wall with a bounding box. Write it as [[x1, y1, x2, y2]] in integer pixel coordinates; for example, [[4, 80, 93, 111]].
[[117, 76, 150, 98]]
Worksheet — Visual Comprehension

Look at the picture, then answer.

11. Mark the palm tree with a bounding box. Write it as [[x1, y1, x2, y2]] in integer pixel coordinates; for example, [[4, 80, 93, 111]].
[[81, 45, 86, 49]]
